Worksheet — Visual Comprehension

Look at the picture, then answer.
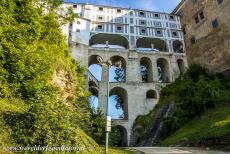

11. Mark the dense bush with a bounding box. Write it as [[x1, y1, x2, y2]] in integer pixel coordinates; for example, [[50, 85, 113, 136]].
[[0, 0, 101, 153], [161, 64, 230, 133], [133, 64, 230, 143]]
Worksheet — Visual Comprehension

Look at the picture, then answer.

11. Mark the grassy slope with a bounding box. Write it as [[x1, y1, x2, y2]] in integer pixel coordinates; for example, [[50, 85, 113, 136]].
[[160, 102, 230, 146]]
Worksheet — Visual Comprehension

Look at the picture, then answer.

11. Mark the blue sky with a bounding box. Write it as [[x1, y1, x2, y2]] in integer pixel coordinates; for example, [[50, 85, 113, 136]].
[[65, 0, 181, 13]]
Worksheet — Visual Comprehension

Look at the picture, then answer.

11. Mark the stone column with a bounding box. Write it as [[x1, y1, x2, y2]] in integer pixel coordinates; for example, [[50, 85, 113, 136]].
[[98, 64, 109, 114], [152, 57, 159, 83], [126, 51, 141, 82]]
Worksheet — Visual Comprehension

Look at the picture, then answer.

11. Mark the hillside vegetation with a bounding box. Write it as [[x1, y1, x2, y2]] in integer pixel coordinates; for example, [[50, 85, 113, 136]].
[[0, 1, 134, 153], [132, 64, 230, 149]]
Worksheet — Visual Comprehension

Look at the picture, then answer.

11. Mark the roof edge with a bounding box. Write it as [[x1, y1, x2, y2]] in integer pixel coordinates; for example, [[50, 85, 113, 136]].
[[172, 0, 186, 14]]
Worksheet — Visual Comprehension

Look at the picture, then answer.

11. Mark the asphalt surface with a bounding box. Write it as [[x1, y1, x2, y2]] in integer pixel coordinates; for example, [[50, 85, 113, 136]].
[[129, 147, 230, 154]]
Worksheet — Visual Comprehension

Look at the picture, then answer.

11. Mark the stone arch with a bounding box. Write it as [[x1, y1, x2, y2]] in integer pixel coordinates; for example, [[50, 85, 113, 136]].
[[109, 56, 126, 82], [146, 90, 157, 99], [177, 59, 185, 74], [109, 87, 128, 120], [136, 37, 168, 52], [89, 81, 99, 110], [88, 55, 101, 66], [157, 58, 170, 83], [89, 81, 98, 97], [173, 40, 184, 53], [140, 57, 153, 82], [89, 33, 129, 49], [111, 125, 128, 147], [88, 55, 102, 81]]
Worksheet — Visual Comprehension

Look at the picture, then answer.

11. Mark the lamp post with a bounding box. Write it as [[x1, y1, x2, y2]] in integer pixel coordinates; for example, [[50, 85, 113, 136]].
[[97, 56, 112, 154]]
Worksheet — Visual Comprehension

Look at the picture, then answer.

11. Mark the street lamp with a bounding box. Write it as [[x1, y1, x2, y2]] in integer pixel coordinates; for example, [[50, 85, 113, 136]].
[[97, 56, 112, 154], [97, 56, 123, 153]]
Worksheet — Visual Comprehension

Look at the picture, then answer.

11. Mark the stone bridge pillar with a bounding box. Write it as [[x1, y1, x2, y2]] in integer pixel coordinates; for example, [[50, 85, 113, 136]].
[[98, 64, 109, 113]]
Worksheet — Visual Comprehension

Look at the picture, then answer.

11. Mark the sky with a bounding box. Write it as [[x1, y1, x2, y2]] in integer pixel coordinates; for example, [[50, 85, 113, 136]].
[[65, 0, 181, 13]]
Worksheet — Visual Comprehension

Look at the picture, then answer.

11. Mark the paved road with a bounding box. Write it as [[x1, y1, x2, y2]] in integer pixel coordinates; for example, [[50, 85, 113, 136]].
[[129, 147, 230, 154]]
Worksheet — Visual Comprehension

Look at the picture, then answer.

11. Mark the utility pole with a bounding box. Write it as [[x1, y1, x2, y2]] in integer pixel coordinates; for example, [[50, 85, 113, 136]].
[[97, 56, 112, 154]]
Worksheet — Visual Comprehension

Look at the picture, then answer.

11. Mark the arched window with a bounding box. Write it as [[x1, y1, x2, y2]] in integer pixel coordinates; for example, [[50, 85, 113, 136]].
[[88, 55, 102, 81], [89, 33, 129, 49], [157, 58, 170, 83], [136, 37, 168, 52], [140, 57, 153, 82], [173, 40, 184, 53], [109, 56, 126, 82], [89, 81, 99, 110], [177, 59, 185, 74], [109, 87, 128, 120], [110, 125, 128, 147], [146, 90, 157, 99]]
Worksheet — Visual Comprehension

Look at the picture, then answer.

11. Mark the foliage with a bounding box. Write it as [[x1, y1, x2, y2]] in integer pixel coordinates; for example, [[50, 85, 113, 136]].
[[133, 64, 230, 144], [88, 108, 106, 144], [114, 67, 125, 82], [109, 126, 123, 147], [0, 0, 103, 153], [159, 102, 230, 147]]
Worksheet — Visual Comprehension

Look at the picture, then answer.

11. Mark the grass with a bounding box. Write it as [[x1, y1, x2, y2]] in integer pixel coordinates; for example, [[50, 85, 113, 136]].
[[159, 102, 230, 146]]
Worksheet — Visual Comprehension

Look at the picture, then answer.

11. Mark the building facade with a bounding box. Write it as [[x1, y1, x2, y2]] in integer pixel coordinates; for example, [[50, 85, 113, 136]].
[[173, 0, 230, 73], [62, 2, 187, 146]]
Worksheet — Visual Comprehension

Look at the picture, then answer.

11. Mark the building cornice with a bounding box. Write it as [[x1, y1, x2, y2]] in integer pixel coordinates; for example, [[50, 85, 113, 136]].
[[172, 0, 186, 14]]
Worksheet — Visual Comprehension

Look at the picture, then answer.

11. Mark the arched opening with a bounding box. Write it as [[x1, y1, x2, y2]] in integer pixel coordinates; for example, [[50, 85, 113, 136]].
[[89, 33, 129, 49], [89, 81, 99, 110], [109, 56, 126, 82], [177, 59, 185, 74], [140, 57, 153, 82], [110, 125, 128, 147], [136, 37, 168, 52], [157, 58, 170, 83], [146, 90, 157, 99], [173, 40, 184, 53], [88, 55, 102, 81], [109, 87, 128, 120]]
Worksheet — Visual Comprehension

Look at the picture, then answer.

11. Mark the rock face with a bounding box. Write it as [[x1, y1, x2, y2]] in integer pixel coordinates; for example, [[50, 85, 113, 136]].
[[130, 102, 176, 146], [173, 0, 230, 73]]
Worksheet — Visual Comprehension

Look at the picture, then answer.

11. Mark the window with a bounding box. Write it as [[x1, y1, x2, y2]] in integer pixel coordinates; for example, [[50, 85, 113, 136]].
[[117, 26, 122, 31], [129, 11, 133, 16], [116, 25, 123, 32], [97, 25, 103, 30], [98, 16, 103, 20], [154, 13, 159, 18], [182, 27, 186, 35], [155, 30, 163, 36], [98, 7, 103, 11], [130, 18, 134, 24], [200, 12, 204, 20], [190, 36, 196, 45], [212, 19, 219, 28], [194, 11, 205, 24], [73, 4, 77, 8], [77, 21, 81, 24], [139, 11, 145, 17], [117, 9, 121, 13], [141, 29, 146, 34], [192, 0, 197, 4], [130, 26, 134, 33], [217, 0, 224, 5], [172, 31, 178, 37], [195, 16, 199, 24], [116, 17, 123, 23], [169, 15, 175, 20], [76, 29, 80, 32], [155, 22, 162, 27], [140, 20, 146, 25]]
